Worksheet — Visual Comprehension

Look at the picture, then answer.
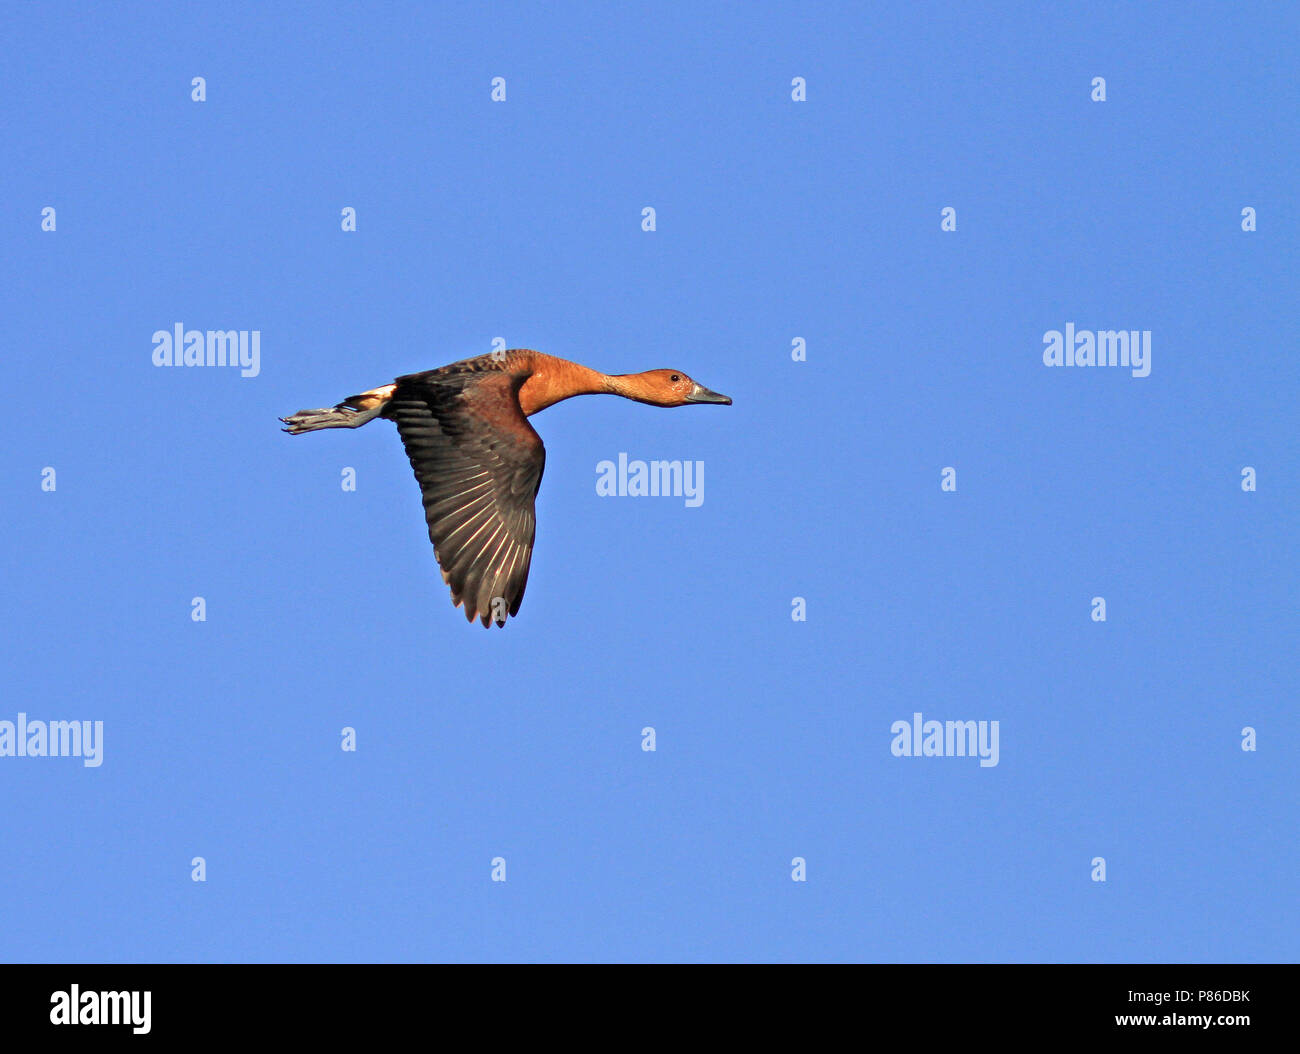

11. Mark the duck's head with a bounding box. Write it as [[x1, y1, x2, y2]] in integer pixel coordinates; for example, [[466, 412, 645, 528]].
[[617, 369, 732, 407]]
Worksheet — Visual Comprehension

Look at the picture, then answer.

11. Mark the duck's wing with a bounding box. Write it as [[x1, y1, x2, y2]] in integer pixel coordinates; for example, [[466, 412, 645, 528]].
[[385, 368, 545, 627]]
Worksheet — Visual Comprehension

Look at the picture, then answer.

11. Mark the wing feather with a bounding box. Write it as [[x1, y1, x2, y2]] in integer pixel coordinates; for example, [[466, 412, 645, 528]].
[[385, 368, 545, 626]]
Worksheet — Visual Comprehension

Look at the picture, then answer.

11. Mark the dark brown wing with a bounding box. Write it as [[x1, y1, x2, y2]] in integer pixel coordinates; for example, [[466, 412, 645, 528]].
[[385, 366, 545, 627]]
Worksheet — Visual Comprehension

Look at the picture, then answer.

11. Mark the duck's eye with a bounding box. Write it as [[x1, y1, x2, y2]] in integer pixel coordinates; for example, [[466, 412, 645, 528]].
[[670, 374, 681, 382]]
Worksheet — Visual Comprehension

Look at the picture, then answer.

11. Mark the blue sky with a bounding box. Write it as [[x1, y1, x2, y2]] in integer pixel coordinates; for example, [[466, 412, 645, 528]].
[[2, 1, 1296, 963]]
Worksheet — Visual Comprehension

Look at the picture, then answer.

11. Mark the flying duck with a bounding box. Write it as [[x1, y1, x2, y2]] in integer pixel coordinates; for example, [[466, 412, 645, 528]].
[[281, 350, 731, 626]]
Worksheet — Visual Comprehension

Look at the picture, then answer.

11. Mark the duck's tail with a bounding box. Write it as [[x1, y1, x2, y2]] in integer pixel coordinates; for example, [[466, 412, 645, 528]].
[[280, 404, 369, 434], [280, 384, 395, 434]]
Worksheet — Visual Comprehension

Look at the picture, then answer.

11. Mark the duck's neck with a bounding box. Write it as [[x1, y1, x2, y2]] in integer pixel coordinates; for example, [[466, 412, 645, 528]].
[[518, 356, 615, 416], [602, 372, 665, 405], [517, 354, 669, 415]]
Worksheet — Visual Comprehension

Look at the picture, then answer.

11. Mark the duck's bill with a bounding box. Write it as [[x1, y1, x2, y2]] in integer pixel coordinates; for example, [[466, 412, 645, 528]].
[[685, 383, 732, 405]]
